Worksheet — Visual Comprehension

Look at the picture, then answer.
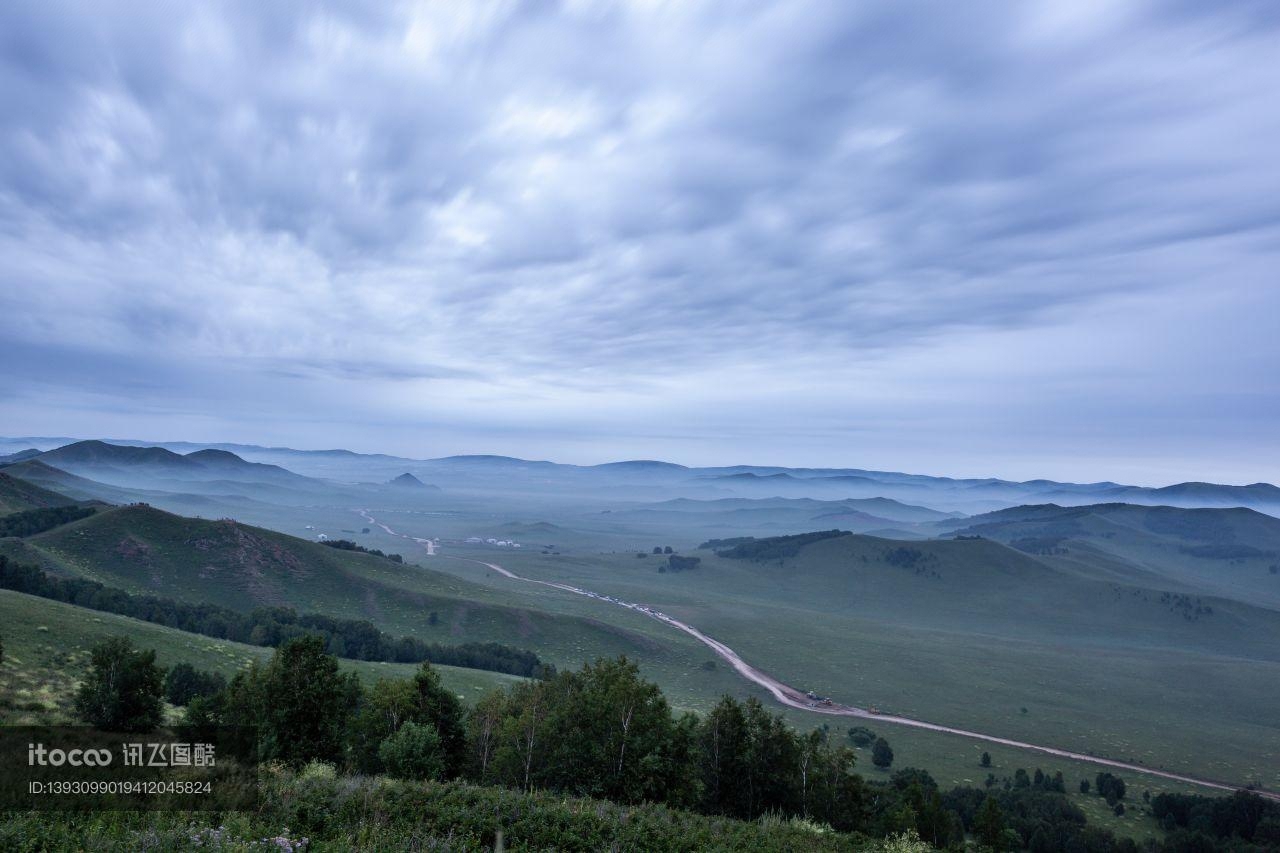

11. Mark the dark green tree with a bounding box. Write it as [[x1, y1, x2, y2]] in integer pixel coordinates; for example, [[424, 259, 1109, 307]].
[[73, 636, 164, 732], [347, 677, 418, 773], [411, 661, 466, 777], [699, 695, 801, 819], [872, 736, 894, 770], [847, 726, 876, 747], [163, 663, 226, 706], [1095, 771, 1126, 805], [378, 720, 445, 781], [980, 751, 991, 767], [464, 689, 508, 783], [499, 657, 698, 806], [224, 635, 361, 766], [974, 795, 1006, 849]]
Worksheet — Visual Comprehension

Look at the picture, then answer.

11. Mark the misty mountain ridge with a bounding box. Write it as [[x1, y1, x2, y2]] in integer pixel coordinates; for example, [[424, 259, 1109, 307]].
[[3, 437, 1278, 516]]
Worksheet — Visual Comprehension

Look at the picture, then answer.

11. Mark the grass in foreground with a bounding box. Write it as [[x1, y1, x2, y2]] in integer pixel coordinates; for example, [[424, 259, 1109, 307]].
[[0, 764, 929, 852]]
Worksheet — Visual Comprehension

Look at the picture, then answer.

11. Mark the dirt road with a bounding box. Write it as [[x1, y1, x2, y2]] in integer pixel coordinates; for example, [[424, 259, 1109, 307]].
[[362, 511, 1275, 800], [357, 508, 435, 555]]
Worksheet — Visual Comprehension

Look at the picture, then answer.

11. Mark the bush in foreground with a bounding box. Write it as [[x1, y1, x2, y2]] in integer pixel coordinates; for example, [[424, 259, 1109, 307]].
[[0, 768, 927, 852]]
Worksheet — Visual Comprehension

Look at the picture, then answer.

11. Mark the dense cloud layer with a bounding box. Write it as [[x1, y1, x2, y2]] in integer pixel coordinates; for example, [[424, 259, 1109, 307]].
[[2, 1, 1277, 483]]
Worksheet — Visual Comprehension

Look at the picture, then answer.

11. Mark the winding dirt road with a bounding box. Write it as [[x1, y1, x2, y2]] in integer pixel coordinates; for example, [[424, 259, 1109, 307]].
[[362, 511, 1276, 800]]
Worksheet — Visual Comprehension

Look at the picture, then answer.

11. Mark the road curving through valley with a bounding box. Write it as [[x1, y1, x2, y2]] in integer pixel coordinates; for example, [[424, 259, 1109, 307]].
[[361, 510, 1278, 802]]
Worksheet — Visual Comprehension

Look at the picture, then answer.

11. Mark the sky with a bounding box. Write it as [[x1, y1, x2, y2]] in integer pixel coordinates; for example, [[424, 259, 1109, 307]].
[[1, 1, 1278, 485]]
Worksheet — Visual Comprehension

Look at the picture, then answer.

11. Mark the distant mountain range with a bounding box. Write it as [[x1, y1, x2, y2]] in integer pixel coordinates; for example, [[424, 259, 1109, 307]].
[[2, 436, 1277, 516], [0, 441, 442, 512], [31, 440, 311, 486]]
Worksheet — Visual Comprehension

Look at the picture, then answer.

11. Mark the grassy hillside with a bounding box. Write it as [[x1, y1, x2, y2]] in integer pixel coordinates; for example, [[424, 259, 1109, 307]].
[[945, 503, 1280, 607], [0, 472, 78, 515], [14, 504, 718, 679], [0, 460, 138, 504], [454, 531, 1280, 795], [0, 590, 523, 726]]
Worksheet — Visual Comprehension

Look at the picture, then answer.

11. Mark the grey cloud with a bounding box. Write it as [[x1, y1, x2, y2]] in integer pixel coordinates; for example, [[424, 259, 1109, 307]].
[[1, 1, 1278, 481]]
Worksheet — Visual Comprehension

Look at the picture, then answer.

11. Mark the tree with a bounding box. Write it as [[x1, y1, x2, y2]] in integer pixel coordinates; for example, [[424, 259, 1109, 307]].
[[699, 695, 801, 819], [1095, 771, 1126, 805], [163, 663, 226, 706], [379, 720, 445, 781], [411, 661, 466, 777], [974, 795, 1006, 849], [653, 546, 662, 554], [498, 657, 697, 806], [848, 726, 876, 747], [872, 737, 894, 770], [1080, 779, 1091, 794], [224, 635, 361, 766], [980, 751, 991, 768], [347, 678, 418, 773], [73, 636, 164, 732], [465, 690, 508, 783], [663, 546, 674, 554]]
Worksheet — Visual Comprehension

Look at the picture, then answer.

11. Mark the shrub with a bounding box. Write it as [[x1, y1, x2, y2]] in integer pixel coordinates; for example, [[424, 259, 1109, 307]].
[[74, 636, 164, 732], [379, 721, 446, 781]]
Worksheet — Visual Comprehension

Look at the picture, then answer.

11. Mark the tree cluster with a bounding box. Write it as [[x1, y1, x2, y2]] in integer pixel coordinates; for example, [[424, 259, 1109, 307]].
[[660, 555, 701, 573], [163, 662, 227, 706], [1152, 790, 1280, 850], [319, 538, 403, 563], [1094, 771, 1127, 806], [0, 504, 95, 538], [713, 530, 849, 562]]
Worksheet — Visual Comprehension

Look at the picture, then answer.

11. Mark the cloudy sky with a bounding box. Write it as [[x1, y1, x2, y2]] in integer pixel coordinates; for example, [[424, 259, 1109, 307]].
[[2, 1, 1277, 484]]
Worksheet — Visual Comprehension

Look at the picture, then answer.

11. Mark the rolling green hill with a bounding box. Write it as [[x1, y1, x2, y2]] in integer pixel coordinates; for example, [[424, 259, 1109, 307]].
[[13, 504, 685, 674], [688, 532, 1280, 662], [0, 460, 136, 504], [943, 503, 1280, 607], [0, 472, 79, 515]]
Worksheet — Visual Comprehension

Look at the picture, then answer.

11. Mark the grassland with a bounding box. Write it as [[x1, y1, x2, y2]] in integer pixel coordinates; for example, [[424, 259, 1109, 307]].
[[357, 519, 1276, 843], [0, 590, 524, 726], [470, 539, 1280, 786]]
